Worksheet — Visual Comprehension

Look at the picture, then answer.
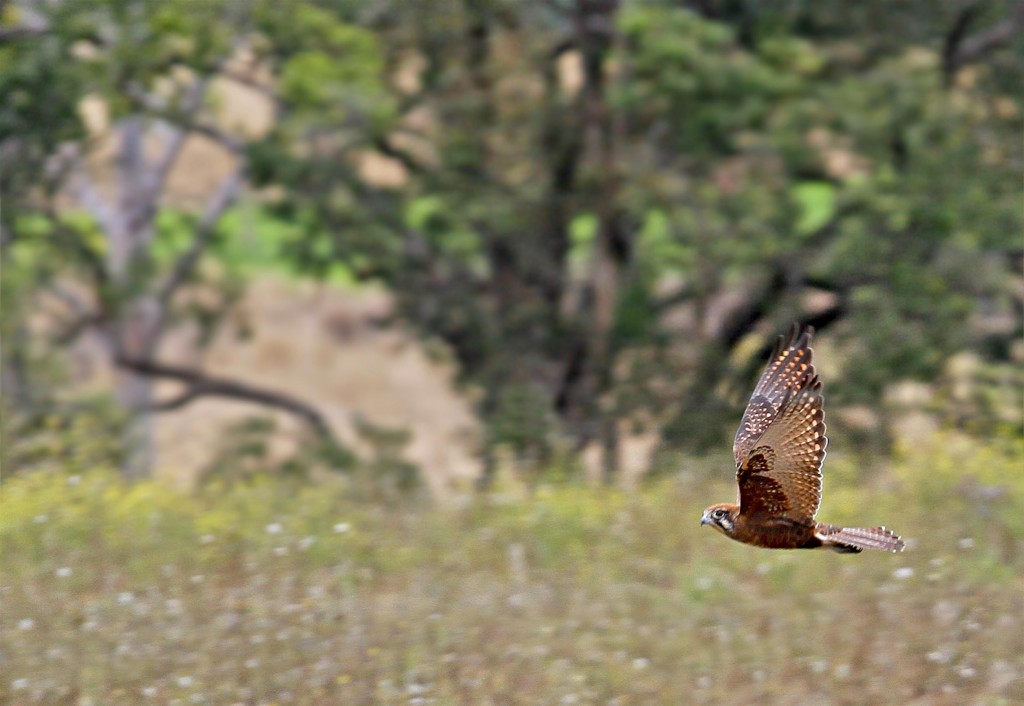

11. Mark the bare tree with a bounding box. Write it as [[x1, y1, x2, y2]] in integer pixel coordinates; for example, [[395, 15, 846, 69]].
[[51, 45, 344, 477]]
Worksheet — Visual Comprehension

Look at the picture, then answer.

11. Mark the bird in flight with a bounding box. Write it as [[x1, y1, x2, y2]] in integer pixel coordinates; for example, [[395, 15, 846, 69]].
[[701, 325, 905, 553]]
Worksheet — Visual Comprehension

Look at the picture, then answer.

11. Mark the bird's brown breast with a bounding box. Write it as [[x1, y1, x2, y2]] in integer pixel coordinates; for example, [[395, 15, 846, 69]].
[[730, 515, 822, 550]]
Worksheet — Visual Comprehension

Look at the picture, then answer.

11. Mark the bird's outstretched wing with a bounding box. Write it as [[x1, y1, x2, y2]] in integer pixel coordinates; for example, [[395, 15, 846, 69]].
[[733, 325, 815, 465], [733, 325, 827, 521]]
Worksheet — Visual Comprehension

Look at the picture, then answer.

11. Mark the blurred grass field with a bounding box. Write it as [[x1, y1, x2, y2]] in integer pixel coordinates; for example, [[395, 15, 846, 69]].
[[2, 432, 1022, 705]]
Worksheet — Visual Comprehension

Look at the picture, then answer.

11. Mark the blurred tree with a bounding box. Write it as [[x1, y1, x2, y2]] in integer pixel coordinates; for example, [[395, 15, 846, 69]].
[[3, 0, 1020, 482], [0, 0, 350, 477], [250, 0, 1021, 479]]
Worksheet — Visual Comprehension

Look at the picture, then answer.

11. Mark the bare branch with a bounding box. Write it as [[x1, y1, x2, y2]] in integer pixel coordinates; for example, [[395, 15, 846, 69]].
[[136, 40, 248, 202], [41, 199, 111, 296], [0, 24, 49, 43], [801, 301, 847, 332], [156, 165, 245, 308], [145, 76, 214, 201], [719, 263, 791, 351], [0, 5, 50, 44], [944, 0, 1024, 79], [42, 279, 101, 346], [186, 121, 246, 154], [51, 312, 101, 346], [67, 170, 120, 236], [716, 204, 853, 350], [114, 355, 344, 451], [44, 282, 91, 317], [148, 387, 203, 412], [371, 134, 425, 175], [745, 300, 848, 378], [125, 86, 246, 156], [549, 35, 577, 59], [652, 282, 697, 313]]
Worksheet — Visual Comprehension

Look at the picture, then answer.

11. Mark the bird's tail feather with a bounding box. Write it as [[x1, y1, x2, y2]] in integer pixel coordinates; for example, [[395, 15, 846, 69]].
[[816, 524, 905, 553]]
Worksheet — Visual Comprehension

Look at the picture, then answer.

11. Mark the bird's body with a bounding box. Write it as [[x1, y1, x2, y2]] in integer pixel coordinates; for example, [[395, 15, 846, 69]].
[[701, 325, 905, 554]]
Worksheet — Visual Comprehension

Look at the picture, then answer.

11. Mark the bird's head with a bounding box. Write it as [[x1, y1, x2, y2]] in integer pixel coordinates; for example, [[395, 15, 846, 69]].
[[701, 503, 739, 536]]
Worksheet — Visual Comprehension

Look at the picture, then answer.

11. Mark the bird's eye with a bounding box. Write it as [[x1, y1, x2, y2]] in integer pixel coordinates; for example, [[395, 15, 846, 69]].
[[714, 509, 726, 518]]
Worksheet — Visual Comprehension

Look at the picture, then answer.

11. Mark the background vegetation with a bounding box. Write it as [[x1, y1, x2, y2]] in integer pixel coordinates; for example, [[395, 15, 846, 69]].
[[1, 0, 1022, 703], [3, 434, 1023, 704]]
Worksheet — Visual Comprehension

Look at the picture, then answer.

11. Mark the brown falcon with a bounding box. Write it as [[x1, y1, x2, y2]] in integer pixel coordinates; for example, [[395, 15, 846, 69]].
[[701, 325, 905, 553]]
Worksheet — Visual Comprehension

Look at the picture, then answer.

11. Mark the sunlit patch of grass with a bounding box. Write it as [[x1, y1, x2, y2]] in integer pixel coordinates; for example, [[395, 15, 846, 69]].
[[1, 432, 1022, 704]]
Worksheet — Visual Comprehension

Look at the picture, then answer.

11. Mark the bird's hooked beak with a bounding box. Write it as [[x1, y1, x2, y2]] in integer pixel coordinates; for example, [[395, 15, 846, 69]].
[[700, 510, 712, 527]]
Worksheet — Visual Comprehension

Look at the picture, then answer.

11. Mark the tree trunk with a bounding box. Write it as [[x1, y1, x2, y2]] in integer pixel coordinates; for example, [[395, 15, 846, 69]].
[[576, 0, 627, 481], [113, 368, 155, 479], [107, 116, 161, 479]]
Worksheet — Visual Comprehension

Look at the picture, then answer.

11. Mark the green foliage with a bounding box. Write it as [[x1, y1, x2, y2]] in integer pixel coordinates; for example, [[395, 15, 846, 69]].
[[198, 416, 292, 486], [619, 6, 806, 155], [261, 3, 394, 130], [2, 432, 1022, 703], [352, 416, 421, 499], [247, 0, 1020, 463], [614, 7, 1020, 438], [154, 204, 346, 280], [404, 195, 484, 267], [489, 384, 557, 463], [0, 218, 128, 480], [0, 22, 84, 165], [0, 396, 127, 478], [2, 0, 1020, 480], [57, 0, 235, 118], [791, 181, 836, 236]]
